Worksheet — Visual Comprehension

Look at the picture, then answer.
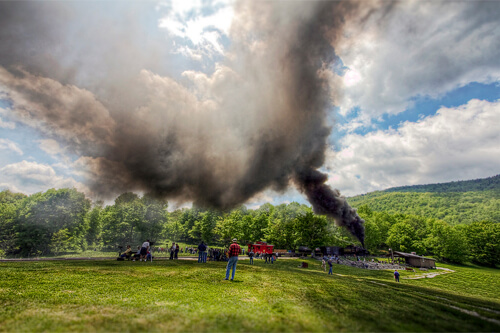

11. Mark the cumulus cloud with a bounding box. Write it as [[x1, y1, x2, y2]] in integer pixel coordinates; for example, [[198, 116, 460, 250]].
[[326, 99, 500, 195], [0, 66, 116, 155], [0, 138, 23, 155], [37, 139, 65, 157], [0, 160, 89, 195], [159, 0, 234, 59], [336, 1, 500, 119], [0, 117, 16, 129]]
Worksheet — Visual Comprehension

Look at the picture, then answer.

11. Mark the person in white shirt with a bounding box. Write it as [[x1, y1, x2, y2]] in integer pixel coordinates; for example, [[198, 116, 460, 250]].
[[140, 240, 150, 262]]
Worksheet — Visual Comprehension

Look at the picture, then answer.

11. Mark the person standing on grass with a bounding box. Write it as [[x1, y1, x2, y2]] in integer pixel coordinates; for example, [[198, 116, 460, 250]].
[[140, 240, 150, 262], [394, 270, 400, 282], [249, 249, 254, 265], [321, 259, 326, 272], [169, 243, 175, 260], [175, 243, 180, 259], [198, 241, 207, 263], [328, 259, 333, 275], [225, 238, 241, 281]]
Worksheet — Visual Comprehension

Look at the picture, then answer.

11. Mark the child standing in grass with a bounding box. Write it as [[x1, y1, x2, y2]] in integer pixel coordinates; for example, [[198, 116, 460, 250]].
[[321, 259, 326, 272], [394, 270, 400, 282]]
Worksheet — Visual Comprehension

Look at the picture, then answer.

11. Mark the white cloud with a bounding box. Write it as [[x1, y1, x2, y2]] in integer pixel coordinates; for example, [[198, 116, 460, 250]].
[[159, 0, 234, 59], [37, 139, 65, 157], [336, 1, 500, 119], [0, 138, 23, 155], [0, 160, 89, 195], [326, 99, 500, 196], [0, 116, 15, 129], [0, 104, 16, 129]]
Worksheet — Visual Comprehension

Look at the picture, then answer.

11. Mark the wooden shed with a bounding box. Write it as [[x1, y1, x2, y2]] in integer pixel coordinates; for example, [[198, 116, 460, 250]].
[[393, 251, 436, 268]]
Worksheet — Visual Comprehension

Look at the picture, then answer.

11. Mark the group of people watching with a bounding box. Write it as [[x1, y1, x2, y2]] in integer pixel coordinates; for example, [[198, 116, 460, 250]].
[[119, 241, 229, 262], [118, 238, 285, 282], [321, 256, 339, 274], [119, 240, 152, 261], [208, 247, 229, 262], [167, 243, 180, 260], [247, 250, 277, 264]]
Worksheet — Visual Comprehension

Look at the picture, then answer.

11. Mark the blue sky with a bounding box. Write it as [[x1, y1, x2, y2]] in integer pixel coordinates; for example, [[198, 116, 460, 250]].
[[1, 0, 499, 209]]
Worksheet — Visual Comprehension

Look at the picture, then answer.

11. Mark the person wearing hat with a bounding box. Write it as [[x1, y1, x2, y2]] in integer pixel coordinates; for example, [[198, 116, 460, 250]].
[[225, 238, 241, 281]]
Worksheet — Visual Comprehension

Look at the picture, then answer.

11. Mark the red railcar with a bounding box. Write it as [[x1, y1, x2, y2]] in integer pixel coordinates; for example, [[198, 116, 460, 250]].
[[248, 241, 274, 254]]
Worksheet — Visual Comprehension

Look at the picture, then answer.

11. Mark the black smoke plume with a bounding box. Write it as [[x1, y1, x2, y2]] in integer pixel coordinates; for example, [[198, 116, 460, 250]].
[[0, 1, 382, 244], [295, 168, 365, 246]]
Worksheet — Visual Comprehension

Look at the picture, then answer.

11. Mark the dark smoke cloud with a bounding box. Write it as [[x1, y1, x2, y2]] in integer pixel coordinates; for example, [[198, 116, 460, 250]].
[[0, 0, 387, 244]]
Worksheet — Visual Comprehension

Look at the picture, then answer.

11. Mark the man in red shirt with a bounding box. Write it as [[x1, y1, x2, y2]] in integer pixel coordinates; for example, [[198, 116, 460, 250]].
[[225, 238, 241, 281]]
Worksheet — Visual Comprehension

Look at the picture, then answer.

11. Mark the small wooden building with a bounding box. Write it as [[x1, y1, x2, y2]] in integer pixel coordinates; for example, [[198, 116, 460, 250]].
[[393, 251, 436, 268]]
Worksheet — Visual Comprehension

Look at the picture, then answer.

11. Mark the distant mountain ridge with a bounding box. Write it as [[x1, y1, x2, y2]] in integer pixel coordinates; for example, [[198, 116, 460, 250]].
[[348, 174, 500, 225], [383, 174, 500, 193]]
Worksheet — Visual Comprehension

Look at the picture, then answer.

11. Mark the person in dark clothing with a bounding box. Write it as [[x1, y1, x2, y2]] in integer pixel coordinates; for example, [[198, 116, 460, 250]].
[[198, 241, 207, 263], [328, 259, 333, 275], [169, 243, 175, 260], [175, 244, 180, 259], [394, 270, 400, 282], [248, 249, 254, 265]]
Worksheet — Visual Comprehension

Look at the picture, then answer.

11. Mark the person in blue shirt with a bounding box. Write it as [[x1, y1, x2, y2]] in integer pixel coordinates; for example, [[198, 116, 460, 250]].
[[328, 259, 333, 275], [394, 270, 400, 282]]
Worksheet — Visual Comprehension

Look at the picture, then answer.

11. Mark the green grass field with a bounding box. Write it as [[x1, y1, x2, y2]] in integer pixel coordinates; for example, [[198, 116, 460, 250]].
[[1, 258, 499, 332]]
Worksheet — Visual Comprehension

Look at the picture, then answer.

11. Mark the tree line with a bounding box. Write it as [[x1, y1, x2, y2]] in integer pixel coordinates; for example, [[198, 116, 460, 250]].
[[1, 188, 498, 266], [359, 205, 499, 266], [348, 190, 500, 225], [384, 174, 500, 193]]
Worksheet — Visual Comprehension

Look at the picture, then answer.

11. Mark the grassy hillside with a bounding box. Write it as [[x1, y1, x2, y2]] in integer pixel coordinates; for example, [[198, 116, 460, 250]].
[[348, 191, 500, 225], [1, 258, 499, 332], [348, 174, 500, 224]]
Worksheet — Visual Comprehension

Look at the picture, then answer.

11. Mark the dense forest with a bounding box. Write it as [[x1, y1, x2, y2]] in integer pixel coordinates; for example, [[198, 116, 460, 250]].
[[384, 174, 500, 193], [347, 191, 500, 225], [347, 174, 500, 225], [1, 184, 499, 266]]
